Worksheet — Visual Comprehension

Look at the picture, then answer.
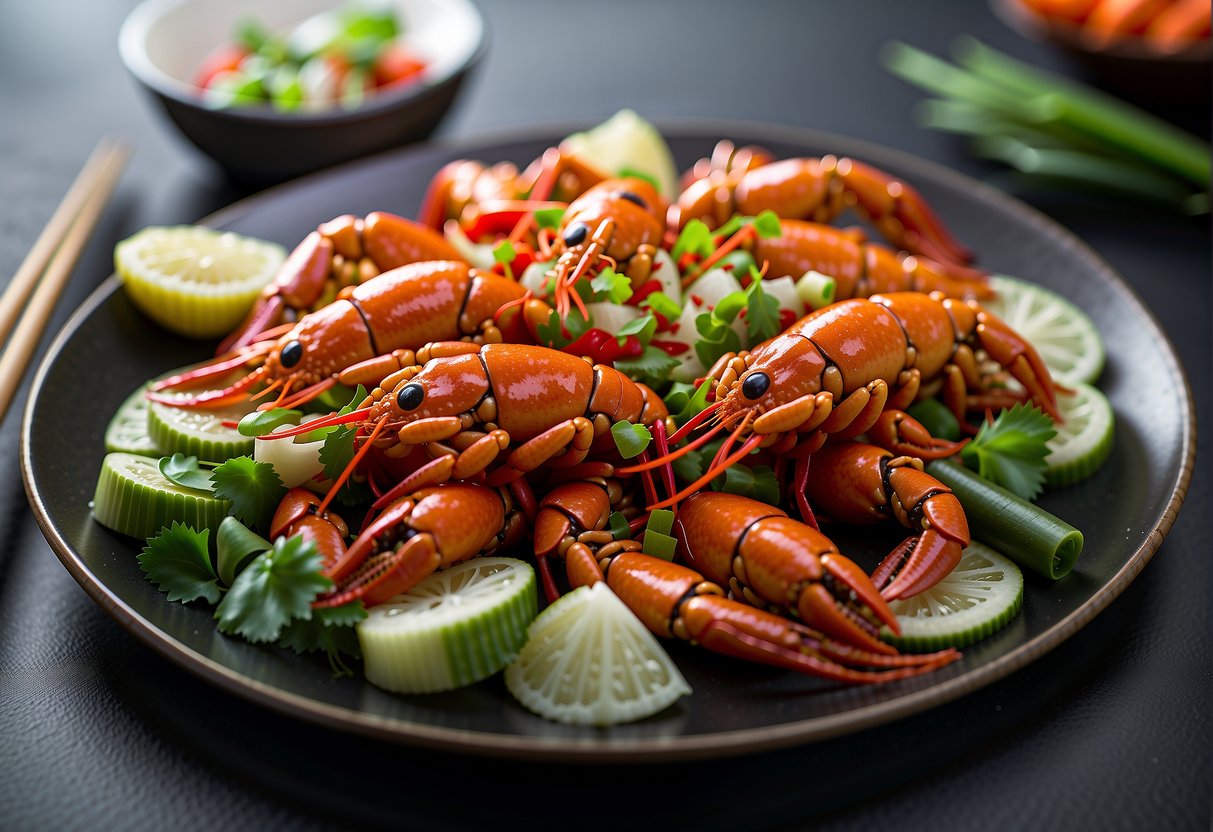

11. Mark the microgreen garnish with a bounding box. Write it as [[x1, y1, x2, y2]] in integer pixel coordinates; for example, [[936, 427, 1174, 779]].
[[960, 403, 1056, 500], [138, 523, 221, 604]]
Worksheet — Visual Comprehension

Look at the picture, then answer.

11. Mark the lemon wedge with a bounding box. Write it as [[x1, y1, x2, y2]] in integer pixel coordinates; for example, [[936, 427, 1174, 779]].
[[115, 225, 285, 339], [562, 109, 680, 199]]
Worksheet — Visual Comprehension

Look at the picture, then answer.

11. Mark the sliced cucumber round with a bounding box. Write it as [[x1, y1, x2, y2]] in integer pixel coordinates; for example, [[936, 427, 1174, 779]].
[[105, 384, 159, 456], [504, 582, 691, 727], [93, 452, 231, 541], [1046, 382, 1115, 487], [983, 274, 1105, 385], [881, 542, 1023, 652], [115, 225, 285, 339], [357, 557, 538, 694], [148, 395, 257, 462]]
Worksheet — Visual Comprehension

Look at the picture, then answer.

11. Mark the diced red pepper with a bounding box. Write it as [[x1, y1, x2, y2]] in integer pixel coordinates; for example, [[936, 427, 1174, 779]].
[[650, 339, 689, 357], [193, 44, 250, 89], [561, 328, 643, 365], [373, 44, 427, 90], [779, 308, 798, 329]]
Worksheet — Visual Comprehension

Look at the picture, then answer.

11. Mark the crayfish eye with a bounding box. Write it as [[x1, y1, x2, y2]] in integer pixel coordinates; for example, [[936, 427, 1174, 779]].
[[562, 221, 589, 247], [280, 340, 303, 368], [741, 372, 770, 400], [397, 382, 425, 411], [617, 190, 647, 210]]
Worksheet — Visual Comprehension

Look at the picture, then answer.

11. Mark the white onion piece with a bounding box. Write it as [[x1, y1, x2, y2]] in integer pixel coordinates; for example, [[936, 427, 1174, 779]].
[[443, 220, 497, 269], [254, 414, 328, 490]]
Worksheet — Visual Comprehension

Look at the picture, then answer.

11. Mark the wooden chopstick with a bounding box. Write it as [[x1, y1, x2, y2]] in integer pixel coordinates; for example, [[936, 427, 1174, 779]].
[[0, 138, 130, 422]]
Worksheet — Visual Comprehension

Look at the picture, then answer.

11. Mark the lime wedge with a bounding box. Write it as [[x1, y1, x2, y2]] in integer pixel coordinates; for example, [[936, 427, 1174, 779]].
[[562, 110, 680, 199], [983, 274, 1105, 386], [504, 582, 691, 727], [115, 226, 285, 339], [882, 542, 1023, 652], [357, 557, 538, 694], [1046, 383, 1115, 487]]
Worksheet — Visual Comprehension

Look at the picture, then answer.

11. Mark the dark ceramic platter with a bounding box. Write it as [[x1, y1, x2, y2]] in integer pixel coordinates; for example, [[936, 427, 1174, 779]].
[[21, 122, 1193, 762]]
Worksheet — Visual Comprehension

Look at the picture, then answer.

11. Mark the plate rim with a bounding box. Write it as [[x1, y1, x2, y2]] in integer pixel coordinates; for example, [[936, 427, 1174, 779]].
[[21, 118, 1197, 762]]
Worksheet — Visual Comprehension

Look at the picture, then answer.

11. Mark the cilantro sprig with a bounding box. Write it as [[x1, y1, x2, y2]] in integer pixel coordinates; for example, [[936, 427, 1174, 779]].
[[960, 403, 1057, 500], [215, 535, 332, 643]]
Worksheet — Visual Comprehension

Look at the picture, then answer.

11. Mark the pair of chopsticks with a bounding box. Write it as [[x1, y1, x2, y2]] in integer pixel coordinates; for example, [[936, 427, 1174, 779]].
[[0, 138, 130, 422]]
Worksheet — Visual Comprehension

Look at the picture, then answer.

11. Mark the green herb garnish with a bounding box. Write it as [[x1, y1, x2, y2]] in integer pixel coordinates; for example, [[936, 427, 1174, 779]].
[[959, 403, 1056, 500], [138, 523, 221, 604]]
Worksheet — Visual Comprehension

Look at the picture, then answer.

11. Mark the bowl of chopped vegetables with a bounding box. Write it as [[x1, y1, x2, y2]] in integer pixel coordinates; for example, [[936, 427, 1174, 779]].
[[120, 0, 487, 185]]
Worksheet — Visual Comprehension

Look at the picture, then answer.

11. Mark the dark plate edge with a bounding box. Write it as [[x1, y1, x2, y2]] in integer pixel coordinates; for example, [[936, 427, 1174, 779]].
[[20, 119, 1197, 763]]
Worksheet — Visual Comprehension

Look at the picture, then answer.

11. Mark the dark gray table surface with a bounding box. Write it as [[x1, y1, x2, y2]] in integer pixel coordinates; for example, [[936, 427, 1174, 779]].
[[1, 1, 1208, 829]]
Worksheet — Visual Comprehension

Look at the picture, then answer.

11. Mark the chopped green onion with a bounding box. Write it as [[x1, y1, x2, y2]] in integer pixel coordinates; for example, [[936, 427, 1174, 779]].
[[926, 460, 1083, 580], [611, 421, 652, 459], [796, 270, 836, 310], [608, 511, 632, 540], [641, 530, 678, 561], [646, 509, 675, 537]]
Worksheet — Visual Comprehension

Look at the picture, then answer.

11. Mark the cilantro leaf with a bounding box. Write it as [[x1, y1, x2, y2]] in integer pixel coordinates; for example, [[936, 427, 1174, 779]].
[[139, 523, 221, 604], [210, 456, 286, 533], [533, 206, 566, 230], [158, 454, 214, 492], [743, 270, 782, 343], [215, 535, 331, 643], [615, 312, 658, 347], [711, 463, 780, 506], [492, 240, 517, 278], [611, 421, 652, 459], [277, 601, 366, 677], [641, 290, 682, 321], [664, 379, 713, 427], [590, 267, 633, 304], [319, 424, 358, 482], [671, 219, 715, 261], [694, 310, 742, 370], [752, 209, 782, 238], [960, 403, 1057, 500], [617, 167, 660, 191], [535, 307, 591, 348], [612, 345, 680, 387]]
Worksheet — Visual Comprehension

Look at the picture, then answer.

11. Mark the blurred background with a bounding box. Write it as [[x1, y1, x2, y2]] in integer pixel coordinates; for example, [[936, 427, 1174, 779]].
[[0, 0, 1208, 829]]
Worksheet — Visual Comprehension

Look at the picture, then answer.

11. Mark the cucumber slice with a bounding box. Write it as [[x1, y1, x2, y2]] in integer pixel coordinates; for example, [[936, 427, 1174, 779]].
[[983, 274, 1105, 385], [357, 557, 538, 694], [105, 384, 159, 456], [504, 582, 691, 726], [92, 452, 231, 540], [1046, 383, 1115, 487], [882, 542, 1023, 652], [115, 225, 285, 339], [148, 397, 257, 462]]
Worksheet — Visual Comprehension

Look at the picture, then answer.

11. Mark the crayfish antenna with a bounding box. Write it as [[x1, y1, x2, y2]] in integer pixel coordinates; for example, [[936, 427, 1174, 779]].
[[145, 365, 269, 408], [259, 406, 374, 439], [616, 416, 728, 475], [647, 430, 764, 511]]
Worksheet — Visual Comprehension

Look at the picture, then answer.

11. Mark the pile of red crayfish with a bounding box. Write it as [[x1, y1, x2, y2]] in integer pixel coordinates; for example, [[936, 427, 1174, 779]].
[[151, 137, 1062, 685]]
